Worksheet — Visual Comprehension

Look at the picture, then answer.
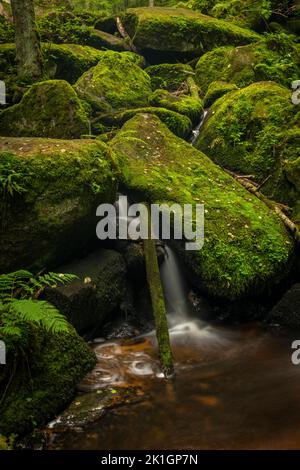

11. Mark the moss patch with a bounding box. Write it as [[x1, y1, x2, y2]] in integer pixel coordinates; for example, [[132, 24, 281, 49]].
[[203, 81, 238, 107], [0, 137, 117, 273], [196, 81, 299, 220], [94, 107, 193, 139], [75, 51, 152, 113], [145, 63, 195, 91], [195, 34, 300, 93], [110, 113, 293, 300], [0, 80, 89, 138], [149, 89, 203, 125]]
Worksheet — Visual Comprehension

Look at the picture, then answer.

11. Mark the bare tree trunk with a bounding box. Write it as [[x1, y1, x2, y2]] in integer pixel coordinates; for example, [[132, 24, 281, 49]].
[[149, 0, 154, 7], [11, 0, 43, 81]]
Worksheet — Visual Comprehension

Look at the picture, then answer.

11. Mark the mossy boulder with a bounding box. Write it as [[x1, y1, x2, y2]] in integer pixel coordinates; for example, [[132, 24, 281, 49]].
[[149, 89, 203, 125], [110, 113, 293, 301], [0, 323, 96, 436], [43, 43, 104, 83], [37, 10, 127, 50], [44, 249, 127, 335], [203, 81, 238, 107], [0, 137, 117, 273], [145, 63, 195, 91], [195, 34, 300, 93], [94, 107, 193, 139], [0, 80, 89, 138], [196, 81, 299, 220], [122, 7, 260, 61], [74, 51, 152, 113]]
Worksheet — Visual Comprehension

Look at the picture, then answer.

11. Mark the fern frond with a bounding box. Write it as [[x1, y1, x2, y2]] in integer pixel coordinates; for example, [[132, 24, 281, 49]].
[[9, 300, 70, 334]]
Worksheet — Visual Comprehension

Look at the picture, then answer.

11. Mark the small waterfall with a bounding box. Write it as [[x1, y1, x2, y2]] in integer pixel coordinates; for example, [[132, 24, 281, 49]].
[[160, 246, 192, 326], [190, 110, 208, 146]]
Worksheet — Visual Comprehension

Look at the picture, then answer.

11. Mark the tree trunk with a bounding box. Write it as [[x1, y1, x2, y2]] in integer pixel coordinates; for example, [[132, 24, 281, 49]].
[[143, 211, 174, 377], [11, 0, 42, 81], [149, 1, 154, 7]]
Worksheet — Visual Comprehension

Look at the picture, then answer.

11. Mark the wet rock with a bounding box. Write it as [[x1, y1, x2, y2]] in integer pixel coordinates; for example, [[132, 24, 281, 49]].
[[268, 284, 300, 327], [0, 137, 117, 273], [44, 249, 127, 335], [47, 387, 144, 431]]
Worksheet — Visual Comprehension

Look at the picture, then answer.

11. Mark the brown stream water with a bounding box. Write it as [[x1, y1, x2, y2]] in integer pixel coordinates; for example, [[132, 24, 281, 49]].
[[47, 320, 300, 450]]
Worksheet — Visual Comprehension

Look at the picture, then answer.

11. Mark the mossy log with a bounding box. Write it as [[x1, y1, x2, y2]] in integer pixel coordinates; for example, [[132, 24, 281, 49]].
[[143, 228, 174, 378]]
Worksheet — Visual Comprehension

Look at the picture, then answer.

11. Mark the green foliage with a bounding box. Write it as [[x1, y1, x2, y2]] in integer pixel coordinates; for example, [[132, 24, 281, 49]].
[[0, 16, 14, 44]]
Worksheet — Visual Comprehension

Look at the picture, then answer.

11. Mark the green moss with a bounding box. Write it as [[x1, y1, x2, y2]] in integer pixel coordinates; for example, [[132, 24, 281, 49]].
[[203, 80, 238, 107], [122, 7, 260, 60], [0, 16, 14, 44], [196, 81, 299, 218], [0, 322, 96, 436], [149, 89, 203, 124], [195, 34, 300, 93], [0, 137, 117, 273], [110, 113, 293, 300], [43, 43, 104, 83], [0, 80, 89, 138], [75, 51, 152, 113], [145, 63, 195, 91], [94, 107, 193, 139]]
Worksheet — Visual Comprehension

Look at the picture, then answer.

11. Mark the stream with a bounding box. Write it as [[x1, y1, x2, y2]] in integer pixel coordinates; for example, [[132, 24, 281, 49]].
[[45, 246, 300, 450]]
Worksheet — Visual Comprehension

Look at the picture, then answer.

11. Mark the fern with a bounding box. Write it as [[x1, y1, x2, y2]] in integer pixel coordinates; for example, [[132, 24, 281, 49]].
[[0, 270, 78, 302], [8, 300, 70, 334]]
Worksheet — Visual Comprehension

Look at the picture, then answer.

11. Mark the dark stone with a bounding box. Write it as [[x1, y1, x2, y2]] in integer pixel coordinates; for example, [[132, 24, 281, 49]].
[[44, 249, 127, 335], [268, 284, 300, 327]]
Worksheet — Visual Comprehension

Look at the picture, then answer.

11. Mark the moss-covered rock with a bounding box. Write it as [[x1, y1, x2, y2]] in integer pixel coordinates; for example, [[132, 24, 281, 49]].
[[75, 51, 152, 113], [0, 80, 89, 138], [94, 107, 193, 139], [43, 43, 104, 83], [122, 7, 260, 61], [195, 34, 300, 93], [110, 113, 293, 301], [0, 137, 117, 273], [0, 323, 96, 436], [203, 81, 238, 107], [44, 249, 127, 335], [145, 63, 195, 91], [196, 81, 300, 220], [149, 89, 203, 125]]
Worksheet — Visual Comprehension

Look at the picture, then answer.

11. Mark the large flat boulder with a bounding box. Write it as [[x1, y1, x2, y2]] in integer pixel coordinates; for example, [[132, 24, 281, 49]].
[[0, 137, 117, 273], [122, 7, 260, 61], [110, 113, 294, 301]]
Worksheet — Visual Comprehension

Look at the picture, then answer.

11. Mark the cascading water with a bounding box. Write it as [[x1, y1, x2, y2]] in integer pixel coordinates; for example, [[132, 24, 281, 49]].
[[190, 109, 208, 145]]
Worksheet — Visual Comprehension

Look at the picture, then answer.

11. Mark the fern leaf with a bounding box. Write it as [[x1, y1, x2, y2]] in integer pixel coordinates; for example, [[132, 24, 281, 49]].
[[9, 300, 70, 334]]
